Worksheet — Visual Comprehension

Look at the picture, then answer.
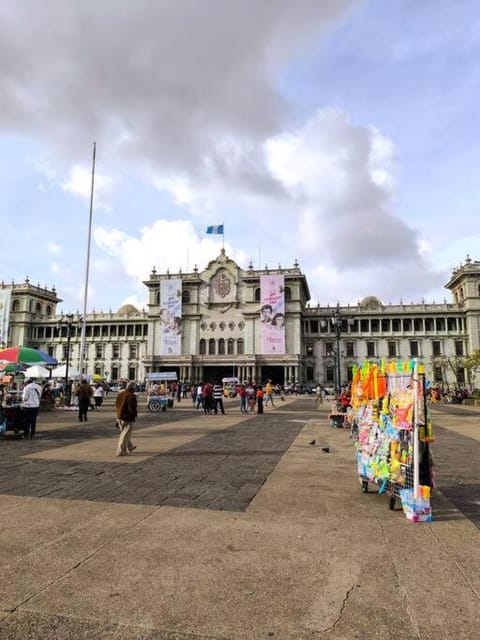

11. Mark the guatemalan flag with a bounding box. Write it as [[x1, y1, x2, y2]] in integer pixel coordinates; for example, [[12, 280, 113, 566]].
[[206, 224, 224, 235]]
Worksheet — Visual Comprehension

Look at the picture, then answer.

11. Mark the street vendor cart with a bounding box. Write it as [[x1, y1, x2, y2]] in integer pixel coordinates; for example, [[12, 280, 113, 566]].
[[146, 371, 177, 412]]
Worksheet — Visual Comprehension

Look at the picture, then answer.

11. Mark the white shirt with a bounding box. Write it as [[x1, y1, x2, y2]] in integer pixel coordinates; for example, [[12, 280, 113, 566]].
[[22, 382, 42, 408]]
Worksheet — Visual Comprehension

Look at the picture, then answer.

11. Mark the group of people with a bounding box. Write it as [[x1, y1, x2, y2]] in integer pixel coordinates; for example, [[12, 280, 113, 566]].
[[192, 382, 226, 415], [260, 304, 285, 327], [0, 376, 107, 439], [190, 379, 280, 416]]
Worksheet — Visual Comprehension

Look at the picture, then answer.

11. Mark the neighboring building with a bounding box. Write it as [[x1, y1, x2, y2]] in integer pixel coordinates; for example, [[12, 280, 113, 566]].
[[1, 253, 479, 389]]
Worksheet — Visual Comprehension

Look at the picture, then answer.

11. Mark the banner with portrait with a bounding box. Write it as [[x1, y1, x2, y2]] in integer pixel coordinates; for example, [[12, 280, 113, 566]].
[[0, 289, 12, 347], [159, 279, 182, 355], [260, 275, 285, 354]]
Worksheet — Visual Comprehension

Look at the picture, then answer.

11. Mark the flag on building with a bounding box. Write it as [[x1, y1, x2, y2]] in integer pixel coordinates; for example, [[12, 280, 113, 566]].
[[206, 224, 224, 235]]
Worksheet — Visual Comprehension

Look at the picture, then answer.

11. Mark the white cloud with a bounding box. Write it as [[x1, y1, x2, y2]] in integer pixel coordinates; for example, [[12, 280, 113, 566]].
[[61, 164, 115, 211], [93, 219, 250, 307], [47, 241, 61, 254]]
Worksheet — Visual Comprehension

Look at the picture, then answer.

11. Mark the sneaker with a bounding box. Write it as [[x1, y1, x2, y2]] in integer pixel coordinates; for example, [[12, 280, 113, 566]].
[[128, 445, 137, 451], [116, 451, 127, 457]]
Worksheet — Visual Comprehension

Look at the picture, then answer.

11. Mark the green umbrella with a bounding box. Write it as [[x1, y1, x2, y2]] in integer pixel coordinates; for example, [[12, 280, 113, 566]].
[[0, 362, 26, 374]]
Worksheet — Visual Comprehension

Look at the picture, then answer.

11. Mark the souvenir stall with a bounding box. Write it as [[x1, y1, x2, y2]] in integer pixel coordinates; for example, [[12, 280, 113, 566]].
[[350, 360, 435, 522]]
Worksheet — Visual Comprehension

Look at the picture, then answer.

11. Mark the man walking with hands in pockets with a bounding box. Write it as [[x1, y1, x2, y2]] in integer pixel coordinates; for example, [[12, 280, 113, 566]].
[[115, 381, 138, 456]]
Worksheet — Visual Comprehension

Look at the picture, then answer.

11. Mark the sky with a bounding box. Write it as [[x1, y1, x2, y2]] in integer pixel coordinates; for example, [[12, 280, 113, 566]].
[[1, 0, 479, 314]]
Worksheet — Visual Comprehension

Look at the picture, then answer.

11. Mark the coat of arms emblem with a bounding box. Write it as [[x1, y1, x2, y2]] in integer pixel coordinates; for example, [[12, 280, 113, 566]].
[[214, 271, 231, 298]]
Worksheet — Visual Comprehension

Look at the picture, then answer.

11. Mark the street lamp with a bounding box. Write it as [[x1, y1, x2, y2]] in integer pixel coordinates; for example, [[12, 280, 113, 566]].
[[322, 303, 355, 396], [57, 313, 82, 405]]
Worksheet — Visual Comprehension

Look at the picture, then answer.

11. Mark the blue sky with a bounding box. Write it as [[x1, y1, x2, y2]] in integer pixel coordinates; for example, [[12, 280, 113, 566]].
[[0, 0, 478, 313]]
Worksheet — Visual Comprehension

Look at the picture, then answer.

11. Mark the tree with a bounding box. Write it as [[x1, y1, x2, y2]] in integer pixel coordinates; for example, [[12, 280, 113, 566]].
[[464, 349, 480, 388]]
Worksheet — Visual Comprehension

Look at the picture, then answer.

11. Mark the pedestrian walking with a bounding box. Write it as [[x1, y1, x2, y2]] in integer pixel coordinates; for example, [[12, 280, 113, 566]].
[[239, 384, 247, 413], [21, 377, 42, 439], [75, 379, 93, 422], [213, 382, 226, 414], [115, 380, 137, 456], [202, 382, 213, 414], [314, 384, 323, 407], [264, 380, 275, 407], [246, 384, 256, 412], [196, 383, 203, 410], [93, 384, 104, 410]]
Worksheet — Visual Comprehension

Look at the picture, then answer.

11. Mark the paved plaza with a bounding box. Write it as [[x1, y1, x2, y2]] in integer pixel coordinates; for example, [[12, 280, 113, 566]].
[[0, 396, 479, 639]]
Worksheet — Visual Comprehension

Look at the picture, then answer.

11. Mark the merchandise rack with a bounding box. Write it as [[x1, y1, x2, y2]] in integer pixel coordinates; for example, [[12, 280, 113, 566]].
[[351, 359, 434, 519]]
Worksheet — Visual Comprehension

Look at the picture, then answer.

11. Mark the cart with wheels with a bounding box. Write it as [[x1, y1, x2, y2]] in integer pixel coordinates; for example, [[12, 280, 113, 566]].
[[351, 359, 434, 520], [3, 404, 27, 436], [147, 395, 168, 412]]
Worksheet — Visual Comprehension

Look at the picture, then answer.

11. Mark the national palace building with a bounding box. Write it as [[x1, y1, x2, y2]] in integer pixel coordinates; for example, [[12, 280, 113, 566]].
[[1, 251, 480, 389]]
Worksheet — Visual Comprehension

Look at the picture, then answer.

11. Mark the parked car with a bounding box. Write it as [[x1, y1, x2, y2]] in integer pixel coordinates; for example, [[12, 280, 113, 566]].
[[300, 384, 314, 394]]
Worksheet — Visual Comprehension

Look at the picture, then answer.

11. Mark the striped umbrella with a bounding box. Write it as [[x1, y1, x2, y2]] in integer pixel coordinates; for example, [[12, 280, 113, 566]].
[[0, 346, 57, 366]]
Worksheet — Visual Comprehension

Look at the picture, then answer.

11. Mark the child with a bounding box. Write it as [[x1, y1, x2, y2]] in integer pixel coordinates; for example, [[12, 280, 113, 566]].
[[256, 385, 264, 414]]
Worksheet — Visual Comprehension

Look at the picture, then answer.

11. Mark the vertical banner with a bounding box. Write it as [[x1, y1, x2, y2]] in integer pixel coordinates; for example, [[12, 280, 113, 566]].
[[0, 289, 12, 347], [159, 279, 182, 355], [260, 275, 285, 354]]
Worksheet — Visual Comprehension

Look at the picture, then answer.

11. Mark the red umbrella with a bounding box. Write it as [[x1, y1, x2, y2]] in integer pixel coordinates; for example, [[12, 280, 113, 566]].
[[0, 346, 57, 366]]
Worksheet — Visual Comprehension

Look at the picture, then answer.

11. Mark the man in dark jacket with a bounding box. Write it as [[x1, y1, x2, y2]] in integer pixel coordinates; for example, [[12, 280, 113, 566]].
[[75, 379, 93, 422], [115, 380, 138, 456]]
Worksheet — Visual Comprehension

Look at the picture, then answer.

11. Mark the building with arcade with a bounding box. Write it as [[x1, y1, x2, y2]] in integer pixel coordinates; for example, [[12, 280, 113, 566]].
[[1, 253, 479, 390]]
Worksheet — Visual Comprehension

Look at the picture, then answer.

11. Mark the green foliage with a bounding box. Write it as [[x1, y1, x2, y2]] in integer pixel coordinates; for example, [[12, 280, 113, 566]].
[[464, 349, 480, 372]]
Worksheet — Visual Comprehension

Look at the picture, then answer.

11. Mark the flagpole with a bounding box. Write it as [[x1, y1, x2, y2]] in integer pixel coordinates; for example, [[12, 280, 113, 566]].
[[222, 220, 225, 250], [79, 141, 96, 376]]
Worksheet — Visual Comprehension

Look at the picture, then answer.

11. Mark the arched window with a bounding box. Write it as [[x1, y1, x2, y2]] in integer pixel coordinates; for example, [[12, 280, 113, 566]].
[[182, 290, 191, 303], [227, 338, 234, 355], [35, 302, 42, 314], [254, 288, 261, 302], [208, 338, 216, 355], [12, 299, 20, 312], [199, 339, 206, 355], [156, 291, 160, 305], [284, 286, 292, 301], [218, 338, 225, 355], [46, 305, 52, 316], [237, 338, 244, 355]]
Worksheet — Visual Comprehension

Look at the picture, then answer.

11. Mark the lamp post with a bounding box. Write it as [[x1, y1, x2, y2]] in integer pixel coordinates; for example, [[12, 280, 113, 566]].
[[322, 303, 355, 396], [57, 314, 81, 405]]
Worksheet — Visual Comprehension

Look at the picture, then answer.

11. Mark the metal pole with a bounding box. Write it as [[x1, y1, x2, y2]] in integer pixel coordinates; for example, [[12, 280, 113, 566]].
[[65, 328, 71, 406], [335, 324, 341, 395], [413, 359, 420, 497], [79, 141, 96, 376]]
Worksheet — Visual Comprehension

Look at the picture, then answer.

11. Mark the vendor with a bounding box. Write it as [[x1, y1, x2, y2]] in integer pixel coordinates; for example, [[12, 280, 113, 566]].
[[41, 383, 55, 407]]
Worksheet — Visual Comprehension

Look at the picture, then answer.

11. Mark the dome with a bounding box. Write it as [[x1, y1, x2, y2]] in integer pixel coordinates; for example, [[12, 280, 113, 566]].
[[359, 296, 383, 310], [118, 303, 139, 315]]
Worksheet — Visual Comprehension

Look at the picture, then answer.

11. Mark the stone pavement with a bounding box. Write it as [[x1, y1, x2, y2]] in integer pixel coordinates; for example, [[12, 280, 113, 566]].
[[0, 397, 479, 639]]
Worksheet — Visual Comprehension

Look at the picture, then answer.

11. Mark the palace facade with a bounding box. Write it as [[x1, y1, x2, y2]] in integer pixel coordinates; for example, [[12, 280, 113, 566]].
[[1, 252, 479, 389]]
